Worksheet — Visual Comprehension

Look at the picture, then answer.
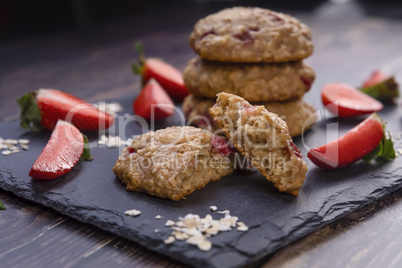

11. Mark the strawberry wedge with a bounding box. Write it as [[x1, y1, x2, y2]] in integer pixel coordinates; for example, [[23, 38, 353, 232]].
[[18, 89, 115, 131], [29, 120, 91, 180], [143, 58, 189, 100], [307, 113, 393, 170], [133, 78, 175, 120], [132, 42, 189, 100], [322, 83, 383, 117]]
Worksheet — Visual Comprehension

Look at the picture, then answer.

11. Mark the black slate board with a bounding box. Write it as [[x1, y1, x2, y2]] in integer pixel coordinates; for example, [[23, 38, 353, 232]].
[[1, 95, 402, 268]]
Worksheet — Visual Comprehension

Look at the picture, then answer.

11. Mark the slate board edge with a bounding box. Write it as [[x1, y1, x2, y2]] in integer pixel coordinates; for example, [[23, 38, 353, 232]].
[[2, 168, 402, 268]]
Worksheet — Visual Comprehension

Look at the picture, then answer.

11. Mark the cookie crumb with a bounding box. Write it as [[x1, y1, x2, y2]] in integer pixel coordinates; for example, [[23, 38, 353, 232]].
[[125, 209, 141, 217], [209, 206, 217, 212]]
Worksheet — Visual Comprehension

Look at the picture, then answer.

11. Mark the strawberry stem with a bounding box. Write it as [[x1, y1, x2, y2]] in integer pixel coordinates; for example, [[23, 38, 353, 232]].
[[17, 91, 42, 131], [363, 118, 396, 162], [0, 200, 5, 210], [131, 41, 146, 76], [359, 77, 399, 101]]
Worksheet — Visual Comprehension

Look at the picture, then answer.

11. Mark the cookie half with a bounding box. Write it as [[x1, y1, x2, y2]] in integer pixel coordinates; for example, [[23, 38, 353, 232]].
[[190, 7, 313, 63], [183, 57, 315, 102], [113, 126, 234, 201], [209, 93, 307, 196], [183, 94, 317, 137]]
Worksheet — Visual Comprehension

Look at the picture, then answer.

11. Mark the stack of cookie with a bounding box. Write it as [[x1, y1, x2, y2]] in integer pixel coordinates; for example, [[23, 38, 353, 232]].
[[182, 7, 317, 137]]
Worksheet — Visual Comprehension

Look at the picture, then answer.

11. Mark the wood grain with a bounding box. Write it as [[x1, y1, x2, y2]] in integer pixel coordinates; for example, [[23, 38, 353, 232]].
[[1, 2, 402, 267]]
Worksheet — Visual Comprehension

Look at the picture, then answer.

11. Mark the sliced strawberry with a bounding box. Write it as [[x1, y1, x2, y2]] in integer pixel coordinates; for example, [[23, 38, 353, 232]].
[[360, 71, 399, 101], [29, 120, 90, 180], [322, 83, 383, 117], [132, 42, 189, 100], [18, 89, 114, 131], [362, 70, 388, 88], [143, 58, 188, 100], [308, 113, 385, 170], [133, 78, 174, 120]]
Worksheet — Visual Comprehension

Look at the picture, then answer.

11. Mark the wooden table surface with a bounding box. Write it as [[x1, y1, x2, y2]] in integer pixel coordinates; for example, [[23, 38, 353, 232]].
[[1, 1, 402, 267]]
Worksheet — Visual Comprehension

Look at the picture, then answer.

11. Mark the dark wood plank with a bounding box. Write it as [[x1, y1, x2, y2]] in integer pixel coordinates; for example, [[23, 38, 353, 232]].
[[0, 189, 185, 268]]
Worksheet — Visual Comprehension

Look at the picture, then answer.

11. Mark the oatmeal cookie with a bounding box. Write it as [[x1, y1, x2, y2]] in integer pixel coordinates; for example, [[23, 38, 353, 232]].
[[112, 126, 234, 201], [183, 57, 315, 102], [190, 7, 313, 63], [183, 94, 317, 137], [209, 93, 307, 196]]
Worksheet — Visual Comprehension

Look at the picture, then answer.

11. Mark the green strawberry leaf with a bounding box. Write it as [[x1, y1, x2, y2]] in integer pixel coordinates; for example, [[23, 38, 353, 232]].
[[80, 134, 94, 161], [132, 41, 146, 76], [380, 131, 396, 160], [17, 91, 42, 131], [0, 200, 5, 210], [359, 77, 399, 101], [363, 121, 396, 162]]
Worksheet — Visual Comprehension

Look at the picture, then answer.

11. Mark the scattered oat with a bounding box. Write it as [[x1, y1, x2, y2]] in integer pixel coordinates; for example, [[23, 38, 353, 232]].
[[20, 144, 29, 151], [165, 220, 175, 227], [173, 231, 190, 240], [218, 210, 230, 217], [125, 209, 141, 217], [164, 236, 175, 244], [198, 239, 212, 251], [237, 222, 249, 232], [155, 229, 159, 233], [155, 215, 164, 219], [3, 139, 18, 145], [1, 137, 30, 156], [18, 139, 30, 144], [161, 209, 248, 252], [98, 134, 127, 148], [209, 206, 217, 212], [92, 101, 123, 117], [2, 150, 12, 156]]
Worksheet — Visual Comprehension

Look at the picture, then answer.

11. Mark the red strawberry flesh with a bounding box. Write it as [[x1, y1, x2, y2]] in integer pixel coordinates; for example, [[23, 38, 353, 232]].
[[307, 113, 384, 170], [143, 58, 189, 100], [211, 135, 235, 156], [29, 120, 84, 180], [363, 70, 389, 88], [133, 78, 174, 121], [288, 140, 302, 159], [36, 89, 114, 131], [322, 83, 383, 117]]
